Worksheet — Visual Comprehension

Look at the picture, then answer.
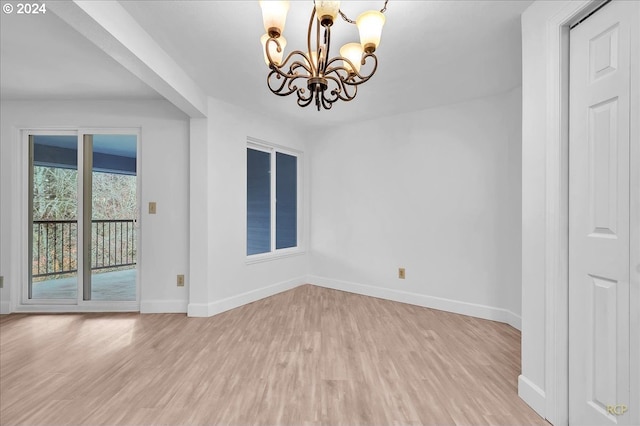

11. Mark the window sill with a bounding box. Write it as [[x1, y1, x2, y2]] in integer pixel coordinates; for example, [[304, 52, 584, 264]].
[[246, 248, 306, 265]]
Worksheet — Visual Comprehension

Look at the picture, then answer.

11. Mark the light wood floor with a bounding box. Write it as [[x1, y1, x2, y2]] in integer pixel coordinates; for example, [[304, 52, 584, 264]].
[[0, 285, 546, 425]]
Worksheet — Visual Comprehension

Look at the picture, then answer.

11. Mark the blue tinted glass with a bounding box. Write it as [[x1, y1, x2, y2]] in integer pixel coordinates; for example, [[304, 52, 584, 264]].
[[247, 148, 271, 255], [276, 152, 297, 249]]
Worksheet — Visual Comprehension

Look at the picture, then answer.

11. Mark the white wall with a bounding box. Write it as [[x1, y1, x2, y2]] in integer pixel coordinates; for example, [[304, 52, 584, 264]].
[[1, 90, 521, 325], [308, 88, 522, 328], [0, 99, 190, 313], [186, 97, 310, 316]]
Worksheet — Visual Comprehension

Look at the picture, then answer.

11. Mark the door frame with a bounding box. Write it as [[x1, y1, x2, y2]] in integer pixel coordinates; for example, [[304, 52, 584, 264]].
[[18, 127, 142, 312], [543, 1, 639, 425]]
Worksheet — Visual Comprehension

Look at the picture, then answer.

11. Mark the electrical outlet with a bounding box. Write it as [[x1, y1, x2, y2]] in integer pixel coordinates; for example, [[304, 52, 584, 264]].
[[149, 202, 157, 214], [398, 268, 406, 279], [177, 274, 185, 287]]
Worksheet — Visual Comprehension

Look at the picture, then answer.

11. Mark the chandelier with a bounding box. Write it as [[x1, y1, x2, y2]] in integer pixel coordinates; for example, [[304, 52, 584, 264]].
[[259, 1, 388, 111]]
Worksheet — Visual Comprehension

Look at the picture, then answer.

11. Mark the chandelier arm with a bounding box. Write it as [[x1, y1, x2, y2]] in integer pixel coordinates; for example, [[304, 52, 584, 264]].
[[265, 43, 313, 80], [290, 79, 308, 99], [267, 71, 299, 97], [297, 94, 314, 108], [264, 37, 284, 65], [290, 62, 309, 75], [290, 58, 314, 80], [307, 7, 317, 76], [323, 72, 357, 103], [297, 84, 312, 101], [343, 82, 358, 101], [320, 74, 341, 103], [266, 59, 314, 98], [325, 53, 378, 86], [265, 38, 292, 75], [315, 13, 322, 75], [321, 94, 334, 110], [324, 61, 360, 83], [267, 71, 290, 94], [268, 67, 303, 83], [294, 79, 313, 107], [339, 80, 358, 102], [322, 26, 331, 75], [321, 79, 342, 109], [340, 79, 358, 101]]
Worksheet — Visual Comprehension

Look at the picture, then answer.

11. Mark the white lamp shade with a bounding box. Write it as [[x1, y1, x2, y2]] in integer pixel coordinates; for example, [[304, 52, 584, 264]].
[[259, 1, 290, 37], [340, 43, 363, 74], [316, 1, 340, 25], [261, 34, 287, 65], [356, 10, 385, 53]]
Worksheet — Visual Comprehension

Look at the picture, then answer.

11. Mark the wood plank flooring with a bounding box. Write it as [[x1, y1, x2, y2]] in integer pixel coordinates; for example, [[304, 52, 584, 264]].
[[0, 285, 546, 425]]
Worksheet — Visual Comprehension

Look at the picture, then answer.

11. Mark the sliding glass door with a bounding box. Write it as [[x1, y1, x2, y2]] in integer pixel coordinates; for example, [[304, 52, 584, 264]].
[[28, 131, 138, 304]]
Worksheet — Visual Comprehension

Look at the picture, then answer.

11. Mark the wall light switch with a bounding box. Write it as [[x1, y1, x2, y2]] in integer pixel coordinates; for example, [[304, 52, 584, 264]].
[[149, 202, 157, 214]]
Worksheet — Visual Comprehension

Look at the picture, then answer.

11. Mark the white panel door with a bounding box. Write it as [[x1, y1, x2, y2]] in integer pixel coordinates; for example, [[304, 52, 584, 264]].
[[569, 1, 638, 424]]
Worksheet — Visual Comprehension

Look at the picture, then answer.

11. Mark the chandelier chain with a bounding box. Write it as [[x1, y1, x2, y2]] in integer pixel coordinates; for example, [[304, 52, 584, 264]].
[[333, 0, 389, 24], [338, 10, 355, 24]]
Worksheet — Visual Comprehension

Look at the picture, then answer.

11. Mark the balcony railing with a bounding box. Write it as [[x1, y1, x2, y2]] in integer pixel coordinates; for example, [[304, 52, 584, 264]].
[[32, 219, 136, 279]]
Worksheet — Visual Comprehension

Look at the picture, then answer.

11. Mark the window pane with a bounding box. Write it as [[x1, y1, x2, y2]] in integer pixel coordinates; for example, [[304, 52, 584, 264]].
[[276, 152, 297, 249], [247, 148, 271, 255], [31, 135, 78, 299], [90, 134, 137, 301]]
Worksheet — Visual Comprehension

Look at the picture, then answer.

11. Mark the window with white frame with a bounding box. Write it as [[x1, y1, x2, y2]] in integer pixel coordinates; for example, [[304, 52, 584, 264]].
[[247, 140, 300, 257]]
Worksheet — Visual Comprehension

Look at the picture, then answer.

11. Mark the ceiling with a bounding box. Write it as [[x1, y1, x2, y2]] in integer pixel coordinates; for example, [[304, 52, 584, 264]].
[[0, 5, 160, 101], [0, 0, 533, 126]]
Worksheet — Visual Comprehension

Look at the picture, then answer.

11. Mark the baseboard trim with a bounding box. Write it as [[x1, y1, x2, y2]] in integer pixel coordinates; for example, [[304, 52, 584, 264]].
[[187, 302, 209, 317], [518, 374, 546, 418], [11, 302, 140, 313], [187, 276, 305, 317], [308, 275, 522, 330], [505, 309, 522, 330], [1, 278, 524, 328], [140, 299, 188, 314]]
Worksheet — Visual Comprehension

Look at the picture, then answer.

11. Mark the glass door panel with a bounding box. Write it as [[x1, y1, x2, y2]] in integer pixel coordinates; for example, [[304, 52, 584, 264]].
[[29, 135, 78, 299], [89, 134, 137, 301]]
